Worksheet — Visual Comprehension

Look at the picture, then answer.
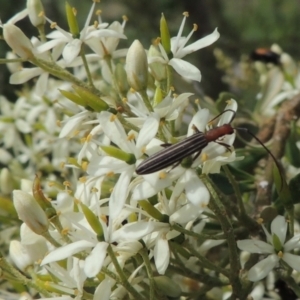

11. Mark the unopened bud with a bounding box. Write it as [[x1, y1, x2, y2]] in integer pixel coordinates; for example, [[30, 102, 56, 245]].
[[101, 145, 136, 164], [13, 190, 49, 234], [3, 24, 34, 59], [148, 45, 167, 82], [9, 240, 33, 271], [0, 168, 13, 194], [72, 85, 109, 112], [126, 40, 148, 91], [160, 14, 171, 55], [27, 0, 45, 27], [65, 2, 80, 37]]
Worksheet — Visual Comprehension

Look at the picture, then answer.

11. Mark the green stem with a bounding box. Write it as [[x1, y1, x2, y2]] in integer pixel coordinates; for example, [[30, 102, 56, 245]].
[[80, 46, 95, 89], [138, 89, 153, 112], [107, 244, 142, 299], [0, 255, 52, 297], [139, 249, 156, 300], [202, 175, 244, 299], [222, 165, 245, 215], [0, 58, 25, 63]]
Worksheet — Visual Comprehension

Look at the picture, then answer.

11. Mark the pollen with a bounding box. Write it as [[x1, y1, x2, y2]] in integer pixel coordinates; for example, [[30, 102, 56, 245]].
[[38, 11, 45, 17], [107, 171, 115, 177], [61, 228, 70, 235], [226, 99, 233, 105], [50, 22, 57, 29], [122, 97, 128, 103], [195, 99, 200, 105], [193, 24, 198, 31], [141, 146, 147, 154], [72, 7, 77, 16], [93, 20, 98, 28], [73, 130, 80, 137], [153, 37, 161, 45], [86, 133, 93, 142], [130, 87, 136, 93], [127, 133, 135, 141], [201, 152, 209, 162], [183, 12, 189, 17], [91, 187, 99, 193], [159, 171, 167, 179], [81, 161, 88, 171], [100, 214, 107, 223], [122, 15, 128, 22], [74, 198, 80, 204], [63, 181, 71, 188], [56, 120, 61, 127], [59, 162, 65, 169], [110, 114, 117, 122], [277, 251, 283, 258], [48, 181, 56, 187], [79, 176, 87, 183], [257, 218, 264, 225], [172, 93, 178, 98]]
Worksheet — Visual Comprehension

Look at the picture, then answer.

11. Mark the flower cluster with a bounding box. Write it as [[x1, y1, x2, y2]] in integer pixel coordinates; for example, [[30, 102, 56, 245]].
[[1, 0, 300, 299]]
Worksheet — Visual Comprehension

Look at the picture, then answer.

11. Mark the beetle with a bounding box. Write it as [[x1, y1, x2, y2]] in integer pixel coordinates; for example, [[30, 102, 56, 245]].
[[136, 109, 282, 190]]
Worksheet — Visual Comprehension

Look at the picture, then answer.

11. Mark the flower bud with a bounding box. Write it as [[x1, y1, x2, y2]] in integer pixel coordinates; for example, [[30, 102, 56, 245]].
[[59, 89, 86, 107], [3, 24, 34, 59], [126, 40, 148, 91], [79, 202, 104, 240], [160, 14, 171, 55], [65, 2, 80, 37], [72, 85, 110, 112], [0, 168, 13, 194], [114, 63, 129, 93], [148, 45, 167, 82], [6, 52, 22, 73], [27, 0, 45, 27], [13, 190, 49, 235], [101, 145, 136, 164], [9, 240, 33, 271]]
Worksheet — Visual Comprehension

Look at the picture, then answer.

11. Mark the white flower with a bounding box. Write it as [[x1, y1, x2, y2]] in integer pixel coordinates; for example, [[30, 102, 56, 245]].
[[132, 99, 238, 208], [37, 2, 126, 64], [237, 215, 300, 281], [149, 12, 220, 82], [87, 112, 160, 219]]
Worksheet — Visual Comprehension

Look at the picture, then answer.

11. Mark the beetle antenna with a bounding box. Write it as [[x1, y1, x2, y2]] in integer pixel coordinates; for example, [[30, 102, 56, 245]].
[[235, 127, 283, 191], [208, 109, 236, 125]]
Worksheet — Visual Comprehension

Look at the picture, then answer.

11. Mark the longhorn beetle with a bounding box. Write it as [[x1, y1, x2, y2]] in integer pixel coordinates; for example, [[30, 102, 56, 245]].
[[135, 109, 282, 188]]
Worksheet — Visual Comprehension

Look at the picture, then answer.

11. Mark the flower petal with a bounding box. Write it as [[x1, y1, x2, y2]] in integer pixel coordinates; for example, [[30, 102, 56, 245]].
[[154, 237, 169, 274], [282, 252, 300, 272], [271, 215, 287, 245], [237, 239, 274, 254], [62, 39, 82, 64], [169, 58, 201, 82], [284, 234, 300, 252], [247, 254, 279, 281], [109, 167, 134, 219], [41, 240, 94, 265], [180, 28, 220, 57], [84, 242, 108, 277], [184, 170, 210, 206]]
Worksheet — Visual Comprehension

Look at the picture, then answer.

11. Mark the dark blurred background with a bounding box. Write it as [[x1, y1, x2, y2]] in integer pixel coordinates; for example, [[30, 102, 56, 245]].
[[0, 0, 299, 101]]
